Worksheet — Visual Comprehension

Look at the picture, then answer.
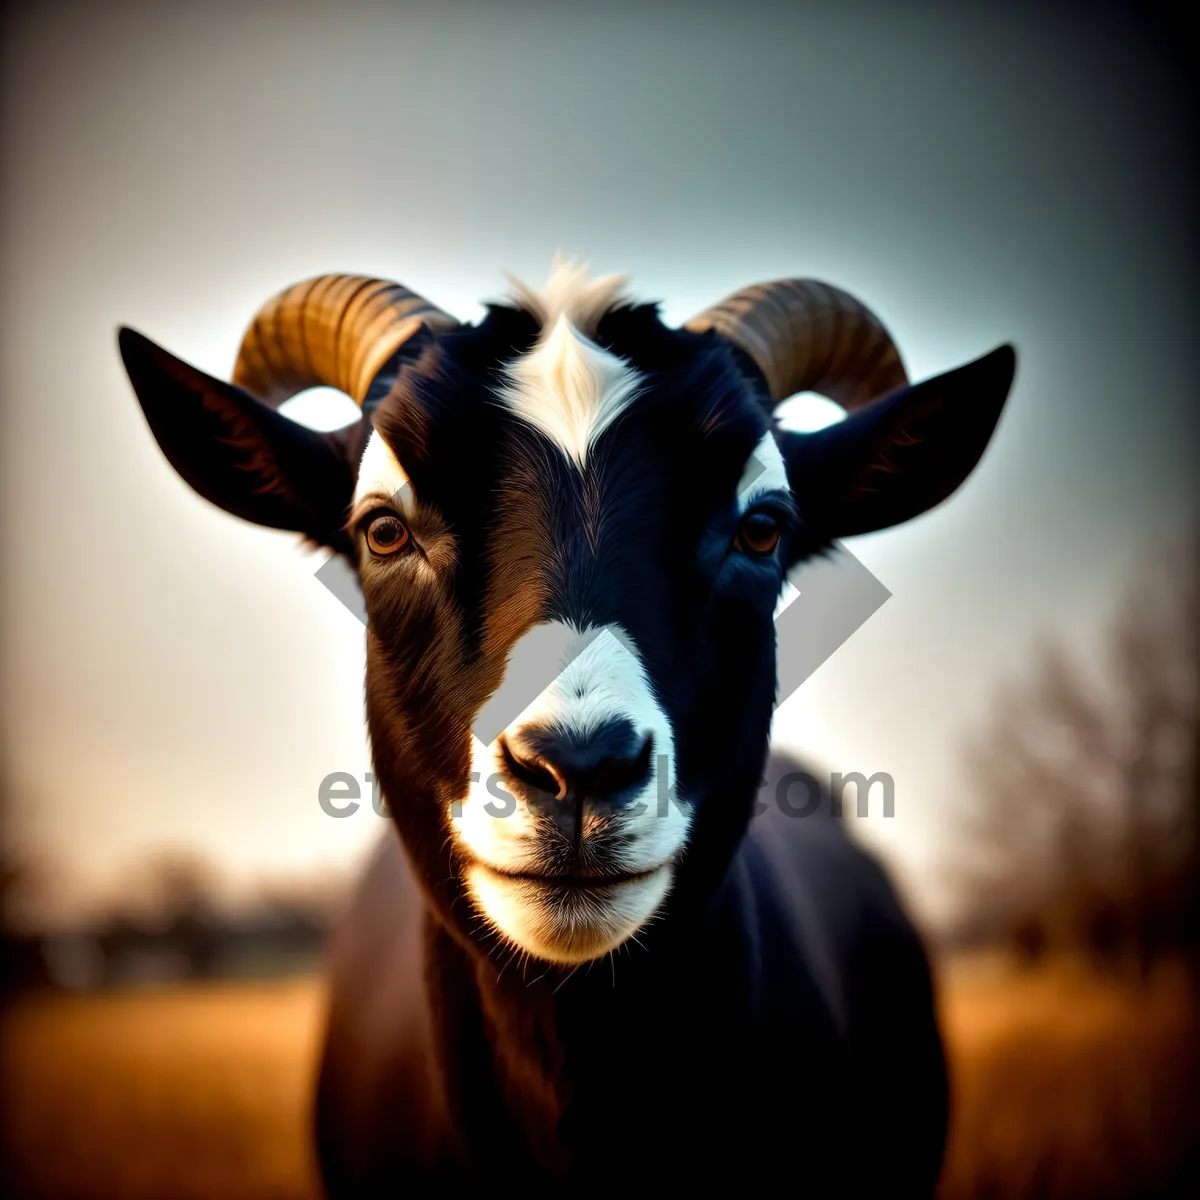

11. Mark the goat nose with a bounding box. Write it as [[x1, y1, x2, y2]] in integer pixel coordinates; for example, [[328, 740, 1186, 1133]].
[[501, 720, 653, 812]]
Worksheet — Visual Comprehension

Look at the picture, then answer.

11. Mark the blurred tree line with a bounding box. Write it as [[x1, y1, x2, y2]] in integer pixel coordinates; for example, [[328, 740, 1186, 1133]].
[[2, 850, 350, 992], [952, 537, 1199, 981]]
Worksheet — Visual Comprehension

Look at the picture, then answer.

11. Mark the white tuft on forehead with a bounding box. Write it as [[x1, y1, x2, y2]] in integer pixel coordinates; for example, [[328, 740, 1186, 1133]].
[[505, 254, 629, 339], [499, 258, 642, 469]]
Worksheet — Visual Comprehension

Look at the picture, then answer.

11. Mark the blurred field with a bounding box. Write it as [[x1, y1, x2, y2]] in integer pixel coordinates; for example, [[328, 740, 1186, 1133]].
[[0, 980, 326, 1200], [937, 956, 1200, 1199], [2, 958, 1198, 1199]]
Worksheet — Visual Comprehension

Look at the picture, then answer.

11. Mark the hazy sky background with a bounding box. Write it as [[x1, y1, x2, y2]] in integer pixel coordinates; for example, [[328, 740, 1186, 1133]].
[[1, 1, 1194, 927]]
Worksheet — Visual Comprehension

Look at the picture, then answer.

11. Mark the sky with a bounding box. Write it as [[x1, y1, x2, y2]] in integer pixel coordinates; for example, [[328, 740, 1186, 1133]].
[[1, 0, 1195, 928]]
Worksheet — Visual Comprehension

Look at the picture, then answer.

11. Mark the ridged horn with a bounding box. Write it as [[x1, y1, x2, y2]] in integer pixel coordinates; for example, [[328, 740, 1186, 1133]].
[[231, 274, 459, 408], [685, 279, 908, 411]]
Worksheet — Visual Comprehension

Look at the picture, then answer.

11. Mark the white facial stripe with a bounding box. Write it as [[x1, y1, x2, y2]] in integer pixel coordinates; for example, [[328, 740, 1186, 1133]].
[[498, 255, 642, 469], [453, 621, 688, 964], [737, 430, 790, 512], [354, 429, 415, 516], [499, 316, 641, 469]]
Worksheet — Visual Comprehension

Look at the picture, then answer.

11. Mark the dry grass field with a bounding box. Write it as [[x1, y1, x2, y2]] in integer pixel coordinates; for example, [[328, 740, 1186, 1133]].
[[1, 957, 1197, 1199], [936, 957, 1200, 1199], [0, 980, 325, 1200]]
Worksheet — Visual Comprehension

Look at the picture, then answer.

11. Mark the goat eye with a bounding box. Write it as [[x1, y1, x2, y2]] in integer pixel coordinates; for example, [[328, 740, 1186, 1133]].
[[737, 512, 781, 556], [365, 513, 410, 557]]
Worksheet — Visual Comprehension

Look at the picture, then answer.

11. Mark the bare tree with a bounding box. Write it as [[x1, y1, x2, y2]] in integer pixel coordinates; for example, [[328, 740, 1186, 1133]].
[[951, 535, 1199, 981]]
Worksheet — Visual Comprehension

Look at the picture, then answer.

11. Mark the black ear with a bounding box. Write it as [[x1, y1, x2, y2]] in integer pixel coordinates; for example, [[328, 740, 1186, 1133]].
[[118, 327, 358, 553], [779, 345, 1015, 551]]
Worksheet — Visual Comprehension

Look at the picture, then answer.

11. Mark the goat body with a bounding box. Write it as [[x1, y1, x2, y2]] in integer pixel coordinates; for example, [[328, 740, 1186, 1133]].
[[315, 753, 946, 1194]]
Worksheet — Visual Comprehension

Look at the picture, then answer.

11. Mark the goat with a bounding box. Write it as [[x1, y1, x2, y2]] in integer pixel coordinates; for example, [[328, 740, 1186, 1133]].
[[118, 261, 1015, 1194]]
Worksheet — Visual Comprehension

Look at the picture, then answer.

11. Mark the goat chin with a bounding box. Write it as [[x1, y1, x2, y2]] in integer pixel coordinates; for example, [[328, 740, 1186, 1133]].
[[464, 861, 674, 964]]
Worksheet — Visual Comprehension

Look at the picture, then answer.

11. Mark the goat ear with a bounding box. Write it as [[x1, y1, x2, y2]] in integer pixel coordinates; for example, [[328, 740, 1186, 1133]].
[[118, 327, 357, 553], [779, 345, 1015, 551]]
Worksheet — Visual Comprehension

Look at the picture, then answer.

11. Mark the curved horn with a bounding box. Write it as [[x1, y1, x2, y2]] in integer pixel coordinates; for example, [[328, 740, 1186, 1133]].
[[231, 274, 458, 408], [685, 279, 908, 411]]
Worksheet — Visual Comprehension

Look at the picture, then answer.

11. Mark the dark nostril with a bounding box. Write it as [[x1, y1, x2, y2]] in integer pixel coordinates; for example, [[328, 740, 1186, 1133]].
[[508, 720, 654, 808], [499, 737, 566, 799], [590, 735, 654, 798]]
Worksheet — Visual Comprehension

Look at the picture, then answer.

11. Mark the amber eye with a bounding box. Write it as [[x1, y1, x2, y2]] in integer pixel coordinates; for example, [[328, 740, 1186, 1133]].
[[737, 512, 781, 556], [365, 512, 410, 557]]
